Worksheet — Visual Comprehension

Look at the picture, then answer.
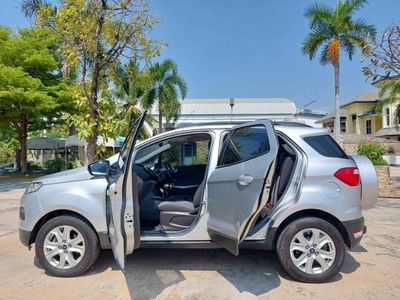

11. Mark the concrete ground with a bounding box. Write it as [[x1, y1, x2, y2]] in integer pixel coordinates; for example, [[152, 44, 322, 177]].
[[0, 188, 399, 300]]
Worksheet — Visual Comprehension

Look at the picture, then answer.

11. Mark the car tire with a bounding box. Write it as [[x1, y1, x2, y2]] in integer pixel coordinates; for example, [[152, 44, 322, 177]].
[[35, 215, 100, 277], [276, 217, 345, 283]]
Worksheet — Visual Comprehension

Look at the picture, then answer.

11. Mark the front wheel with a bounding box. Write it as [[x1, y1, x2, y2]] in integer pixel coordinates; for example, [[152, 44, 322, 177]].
[[276, 217, 345, 283], [35, 215, 100, 277]]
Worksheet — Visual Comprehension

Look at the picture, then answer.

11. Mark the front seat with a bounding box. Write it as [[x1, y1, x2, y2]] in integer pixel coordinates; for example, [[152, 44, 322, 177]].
[[158, 181, 205, 231]]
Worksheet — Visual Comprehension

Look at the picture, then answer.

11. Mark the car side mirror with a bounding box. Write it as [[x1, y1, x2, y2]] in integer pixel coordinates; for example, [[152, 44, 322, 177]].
[[88, 160, 110, 177]]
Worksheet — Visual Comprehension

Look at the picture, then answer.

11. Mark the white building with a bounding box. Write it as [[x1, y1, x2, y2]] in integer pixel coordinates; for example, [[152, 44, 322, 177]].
[[150, 98, 325, 131]]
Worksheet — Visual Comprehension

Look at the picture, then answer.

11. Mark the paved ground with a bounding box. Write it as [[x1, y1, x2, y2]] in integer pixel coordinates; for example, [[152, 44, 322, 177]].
[[0, 188, 399, 300], [0, 174, 41, 192]]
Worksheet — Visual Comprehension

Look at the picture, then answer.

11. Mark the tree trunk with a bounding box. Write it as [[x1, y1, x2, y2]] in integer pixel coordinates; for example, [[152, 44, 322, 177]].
[[86, 131, 97, 164], [15, 149, 21, 169], [85, 2, 105, 165], [158, 101, 163, 134], [334, 62, 341, 144], [86, 79, 100, 164], [18, 117, 28, 174]]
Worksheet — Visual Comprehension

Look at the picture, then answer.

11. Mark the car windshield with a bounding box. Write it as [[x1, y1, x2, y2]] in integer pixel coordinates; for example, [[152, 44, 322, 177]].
[[117, 115, 144, 170]]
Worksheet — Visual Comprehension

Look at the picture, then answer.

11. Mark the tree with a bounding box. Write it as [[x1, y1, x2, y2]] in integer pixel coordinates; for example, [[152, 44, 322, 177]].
[[65, 84, 127, 157], [25, 0, 160, 163], [363, 25, 400, 123], [302, 0, 376, 142], [0, 26, 71, 173], [141, 59, 187, 133], [112, 59, 153, 130]]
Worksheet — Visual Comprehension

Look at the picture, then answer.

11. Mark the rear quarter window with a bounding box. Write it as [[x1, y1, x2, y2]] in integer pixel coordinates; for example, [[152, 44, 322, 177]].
[[303, 135, 348, 159]]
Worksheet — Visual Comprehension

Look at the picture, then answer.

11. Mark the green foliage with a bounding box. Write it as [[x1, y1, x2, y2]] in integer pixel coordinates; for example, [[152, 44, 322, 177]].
[[163, 146, 180, 167], [0, 139, 18, 166], [69, 157, 84, 169], [44, 158, 66, 173], [36, 0, 161, 71], [302, 0, 376, 65], [0, 25, 73, 173], [0, 25, 72, 127], [356, 139, 387, 165], [30, 0, 161, 161], [141, 59, 187, 131], [65, 85, 127, 144], [112, 59, 154, 136]]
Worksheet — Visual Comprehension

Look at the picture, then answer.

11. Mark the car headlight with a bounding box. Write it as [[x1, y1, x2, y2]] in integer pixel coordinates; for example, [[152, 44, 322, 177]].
[[25, 182, 43, 194]]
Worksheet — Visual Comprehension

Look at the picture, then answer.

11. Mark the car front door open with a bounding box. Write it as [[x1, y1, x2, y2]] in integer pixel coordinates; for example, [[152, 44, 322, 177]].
[[106, 112, 146, 270]]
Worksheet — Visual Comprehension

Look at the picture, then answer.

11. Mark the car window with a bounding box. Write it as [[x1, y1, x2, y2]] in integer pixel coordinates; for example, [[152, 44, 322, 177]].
[[220, 125, 270, 166], [135, 134, 211, 169], [303, 135, 348, 159]]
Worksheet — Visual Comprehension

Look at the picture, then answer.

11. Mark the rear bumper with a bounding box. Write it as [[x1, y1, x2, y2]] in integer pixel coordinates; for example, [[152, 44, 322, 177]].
[[342, 217, 366, 249]]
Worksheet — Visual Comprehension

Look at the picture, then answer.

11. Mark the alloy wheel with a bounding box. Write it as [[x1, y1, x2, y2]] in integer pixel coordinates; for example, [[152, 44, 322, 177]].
[[43, 225, 86, 269], [289, 228, 336, 274]]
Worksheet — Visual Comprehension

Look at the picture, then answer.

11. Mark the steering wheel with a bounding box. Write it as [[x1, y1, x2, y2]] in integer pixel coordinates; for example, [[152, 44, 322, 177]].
[[141, 165, 159, 180], [163, 162, 176, 181]]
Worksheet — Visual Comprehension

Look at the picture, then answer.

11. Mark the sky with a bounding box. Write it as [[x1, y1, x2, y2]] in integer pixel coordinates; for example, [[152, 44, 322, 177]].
[[1, 0, 400, 112]]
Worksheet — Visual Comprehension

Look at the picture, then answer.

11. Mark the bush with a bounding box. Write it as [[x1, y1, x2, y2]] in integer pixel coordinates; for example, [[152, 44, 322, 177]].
[[356, 139, 387, 165], [44, 158, 66, 173], [69, 158, 84, 169], [0, 139, 18, 167]]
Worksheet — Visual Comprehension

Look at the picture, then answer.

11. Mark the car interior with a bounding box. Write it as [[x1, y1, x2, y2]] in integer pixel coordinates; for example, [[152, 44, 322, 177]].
[[133, 130, 296, 233], [257, 135, 297, 221], [134, 133, 212, 232]]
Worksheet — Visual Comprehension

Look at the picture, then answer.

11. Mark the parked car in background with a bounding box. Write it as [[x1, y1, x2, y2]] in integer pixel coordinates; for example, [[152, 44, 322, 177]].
[[0, 163, 18, 175], [19, 113, 378, 282], [0, 162, 49, 175]]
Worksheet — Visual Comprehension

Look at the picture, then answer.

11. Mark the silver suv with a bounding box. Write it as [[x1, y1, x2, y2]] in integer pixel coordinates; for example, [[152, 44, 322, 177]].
[[19, 113, 377, 282]]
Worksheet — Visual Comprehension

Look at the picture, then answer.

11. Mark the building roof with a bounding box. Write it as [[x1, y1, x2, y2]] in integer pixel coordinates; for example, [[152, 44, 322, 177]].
[[150, 98, 297, 116], [315, 109, 346, 123], [340, 92, 379, 108]]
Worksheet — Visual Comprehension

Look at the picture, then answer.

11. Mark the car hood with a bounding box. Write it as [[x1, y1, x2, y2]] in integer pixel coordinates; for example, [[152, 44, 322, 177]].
[[37, 154, 119, 185], [38, 167, 92, 185]]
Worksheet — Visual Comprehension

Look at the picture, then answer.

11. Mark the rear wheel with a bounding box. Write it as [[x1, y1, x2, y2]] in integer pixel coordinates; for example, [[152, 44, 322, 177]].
[[276, 217, 345, 283], [35, 215, 100, 277]]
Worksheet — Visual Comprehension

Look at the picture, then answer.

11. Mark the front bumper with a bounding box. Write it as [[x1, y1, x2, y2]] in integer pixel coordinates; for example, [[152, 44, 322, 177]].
[[342, 216, 366, 249], [19, 228, 32, 248]]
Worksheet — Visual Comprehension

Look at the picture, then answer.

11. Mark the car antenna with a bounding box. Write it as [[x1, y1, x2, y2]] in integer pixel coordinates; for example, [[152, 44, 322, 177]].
[[176, 109, 195, 129]]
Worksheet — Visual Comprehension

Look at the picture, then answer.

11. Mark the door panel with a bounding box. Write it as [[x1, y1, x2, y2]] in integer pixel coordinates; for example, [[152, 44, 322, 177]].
[[107, 177, 125, 269], [107, 113, 146, 270], [207, 120, 278, 255]]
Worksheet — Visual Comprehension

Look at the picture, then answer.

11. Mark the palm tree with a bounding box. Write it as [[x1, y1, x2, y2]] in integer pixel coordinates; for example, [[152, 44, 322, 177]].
[[112, 60, 152, 128], [20, 0, 52, 19], [302, 0, 376, 142], [112, 60, 155, 139], [141, 59, 187, 134]]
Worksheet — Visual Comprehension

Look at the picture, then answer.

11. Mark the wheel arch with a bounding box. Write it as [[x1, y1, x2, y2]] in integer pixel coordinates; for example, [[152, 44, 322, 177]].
[[29, 210, 101, 247], [272, 209, 351, 249]]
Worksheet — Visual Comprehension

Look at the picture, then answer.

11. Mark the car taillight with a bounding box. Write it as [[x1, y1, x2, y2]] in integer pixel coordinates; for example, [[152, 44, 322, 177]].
[[334, 167, 360, 186]]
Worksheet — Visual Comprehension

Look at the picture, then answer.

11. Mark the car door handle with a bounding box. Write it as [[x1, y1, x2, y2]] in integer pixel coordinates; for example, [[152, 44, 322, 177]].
[[237, 175, 253, 186]]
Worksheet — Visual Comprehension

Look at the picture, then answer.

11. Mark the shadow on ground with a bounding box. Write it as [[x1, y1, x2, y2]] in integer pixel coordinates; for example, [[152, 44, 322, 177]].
[[80, 248, 361, 299]]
